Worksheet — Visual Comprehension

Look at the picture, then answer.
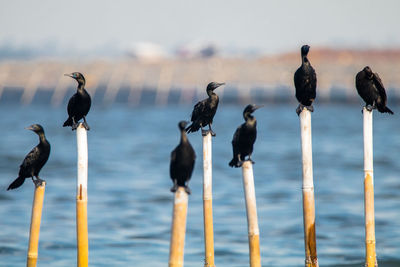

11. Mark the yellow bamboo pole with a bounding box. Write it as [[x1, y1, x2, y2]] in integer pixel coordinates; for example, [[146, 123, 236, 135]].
[[363, 108, 377, 267], [26, 181, 46, 267], [76, 123, 88, 267], [241, 161, 261, 267], [168, 187, 189, 267], [203, 132, 216, 267], [299, 109, 319, 267]]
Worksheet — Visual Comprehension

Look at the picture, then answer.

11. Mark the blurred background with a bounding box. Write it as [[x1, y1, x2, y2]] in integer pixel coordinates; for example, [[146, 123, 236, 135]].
[[0, 1, 399, 266]]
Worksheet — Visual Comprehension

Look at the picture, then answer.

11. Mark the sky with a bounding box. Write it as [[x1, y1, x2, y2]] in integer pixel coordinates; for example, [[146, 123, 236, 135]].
[[0, 0, 399, 56]]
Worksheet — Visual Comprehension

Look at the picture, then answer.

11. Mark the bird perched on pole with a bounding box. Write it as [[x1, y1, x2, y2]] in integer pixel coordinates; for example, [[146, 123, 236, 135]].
[[294, 45, 317, 116], [170, 121, 196, 194], [356, 66, 394, 114], [229, 104, 262, 168], [63, 72, 92, 130], [186, 82, 225, 136], [7, 124, 51, 190]]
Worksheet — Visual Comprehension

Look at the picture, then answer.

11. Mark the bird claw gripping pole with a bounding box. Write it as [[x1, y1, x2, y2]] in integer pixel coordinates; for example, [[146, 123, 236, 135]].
[[299, 108, 319, 267], [27, 181, 46, 267], [76, 123, 89, 267], [363, 108, 377, 267], [203, 132, 216, 267]]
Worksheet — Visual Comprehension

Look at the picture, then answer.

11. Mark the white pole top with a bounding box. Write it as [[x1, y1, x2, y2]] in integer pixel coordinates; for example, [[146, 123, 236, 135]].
[[76, 123, 88, 196]]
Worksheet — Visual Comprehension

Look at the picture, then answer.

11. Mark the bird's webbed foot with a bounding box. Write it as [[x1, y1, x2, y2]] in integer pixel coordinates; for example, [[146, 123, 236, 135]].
[[296, 103, 314, 116], [247, 156, 255, 165], [83, 117, 90, 131], [209, 125, 216, 136], [71, 118, 78, 131], [33, 176, 45, 187], [236, 161, 243, 167], [170, 180, 178, 193], [184, 186, 191, 195], [202, 129, 216, 137]]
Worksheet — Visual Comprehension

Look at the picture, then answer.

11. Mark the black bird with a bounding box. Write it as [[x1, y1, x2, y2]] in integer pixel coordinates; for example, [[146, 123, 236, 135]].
[[294, 45, 317, 115], [186, 82, 225, 136], [170, 121, 196, 194], [7, 124, 51, 190], [355, 66, 394, 114], [63, 72, 92, 130], [229, 104, 262, 168]]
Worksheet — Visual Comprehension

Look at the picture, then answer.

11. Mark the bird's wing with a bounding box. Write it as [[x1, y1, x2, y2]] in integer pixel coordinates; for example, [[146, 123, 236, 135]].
[[67, 94, 77, 116], [191, 99, 207, 121], [231, 126, 241, 155], [20, 146, 40, 172], [169, 148, 177, 179], [372, 72, 387, 103]]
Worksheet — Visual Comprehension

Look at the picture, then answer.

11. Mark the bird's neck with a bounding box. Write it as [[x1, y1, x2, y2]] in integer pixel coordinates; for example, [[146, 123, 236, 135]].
[[207, 89, 215, 97], [77, 82, 86, 92], [180, 130, 188, 143], [38, 133, 47, 144], [245, 115, 256, 126], [302, 55, 309, 64]]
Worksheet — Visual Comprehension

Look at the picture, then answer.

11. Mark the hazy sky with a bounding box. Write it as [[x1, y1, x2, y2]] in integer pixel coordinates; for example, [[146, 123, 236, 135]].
[[0, 0, 399, 54]]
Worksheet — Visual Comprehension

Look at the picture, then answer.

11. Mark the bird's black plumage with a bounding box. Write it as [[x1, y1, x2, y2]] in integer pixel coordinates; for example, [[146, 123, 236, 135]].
[[7, 124, 50, 190], [294, 45, 317, 115], [186, 82, 225, 136], [63, 72, 92, 130], [355, 66, 394, 114], [170, 121, 196, 194], [229, 104, 262, 168]]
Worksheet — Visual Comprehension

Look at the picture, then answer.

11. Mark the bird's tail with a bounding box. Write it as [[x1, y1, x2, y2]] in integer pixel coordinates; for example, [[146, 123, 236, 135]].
[[377, 105, 394, 115], [7, 177, 25, 190], [185, 123, 199, 133], [63, 117, 72, 127]]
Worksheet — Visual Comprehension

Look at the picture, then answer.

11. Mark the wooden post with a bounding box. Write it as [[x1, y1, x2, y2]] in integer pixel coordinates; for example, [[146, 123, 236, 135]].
[[203, 132, 216, 267], [26, 181, 46, 267], [76, 124, 88, 267], [241, 161, 261, 267], [363, 108, 377, 267], [168, 187, 189, 267], [299, 109, 319, 267]]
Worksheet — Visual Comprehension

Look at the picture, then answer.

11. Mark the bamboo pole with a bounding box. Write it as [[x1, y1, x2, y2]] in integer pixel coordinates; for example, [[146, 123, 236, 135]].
[[363, 108, 377, 267], [203, 132, 216, 267], [299, 109, 319, 267], [76, 123, 88, 267], [26, 181, 46, 267], [241, 161, 261, 267], [168, 187, 189, 267]]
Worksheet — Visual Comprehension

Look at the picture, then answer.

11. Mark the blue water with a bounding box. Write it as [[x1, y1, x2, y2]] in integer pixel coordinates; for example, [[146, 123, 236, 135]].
[[0, 103, 399, 267]]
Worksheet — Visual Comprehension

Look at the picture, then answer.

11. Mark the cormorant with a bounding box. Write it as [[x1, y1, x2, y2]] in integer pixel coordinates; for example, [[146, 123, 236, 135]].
[[355, 66, 394, 114], [229, 104, 262, 168], [7, 124, 51, 190], [170, 121, 196, 194], [63, 72, 92, 130], [186, 82, 225, 136], [294, 45, 317, 115]]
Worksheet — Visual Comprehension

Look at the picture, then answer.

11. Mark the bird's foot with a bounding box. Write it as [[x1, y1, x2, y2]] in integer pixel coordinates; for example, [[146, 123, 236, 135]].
[[296, 104, 314, 115], [184, 186, 191, 195], [33, 178, 45, 187], [83, 122, 90, 131], [170, 183, 178, 193], [202, 129, 216, 137], [236, 160, 243, 167], [71, 123, 78, 131], [296, 104, 304, 116]]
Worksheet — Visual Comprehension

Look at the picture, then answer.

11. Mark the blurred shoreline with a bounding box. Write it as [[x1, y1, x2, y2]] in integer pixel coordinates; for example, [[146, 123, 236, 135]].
[[1, 48, 400, 106]]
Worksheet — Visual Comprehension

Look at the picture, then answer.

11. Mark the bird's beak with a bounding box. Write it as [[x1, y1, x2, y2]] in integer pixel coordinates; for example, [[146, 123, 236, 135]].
[[254, 105, 264, 110], [64, 73, 73, 78], [215, 82, 225, 89], [25, 125, 34, 131]]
